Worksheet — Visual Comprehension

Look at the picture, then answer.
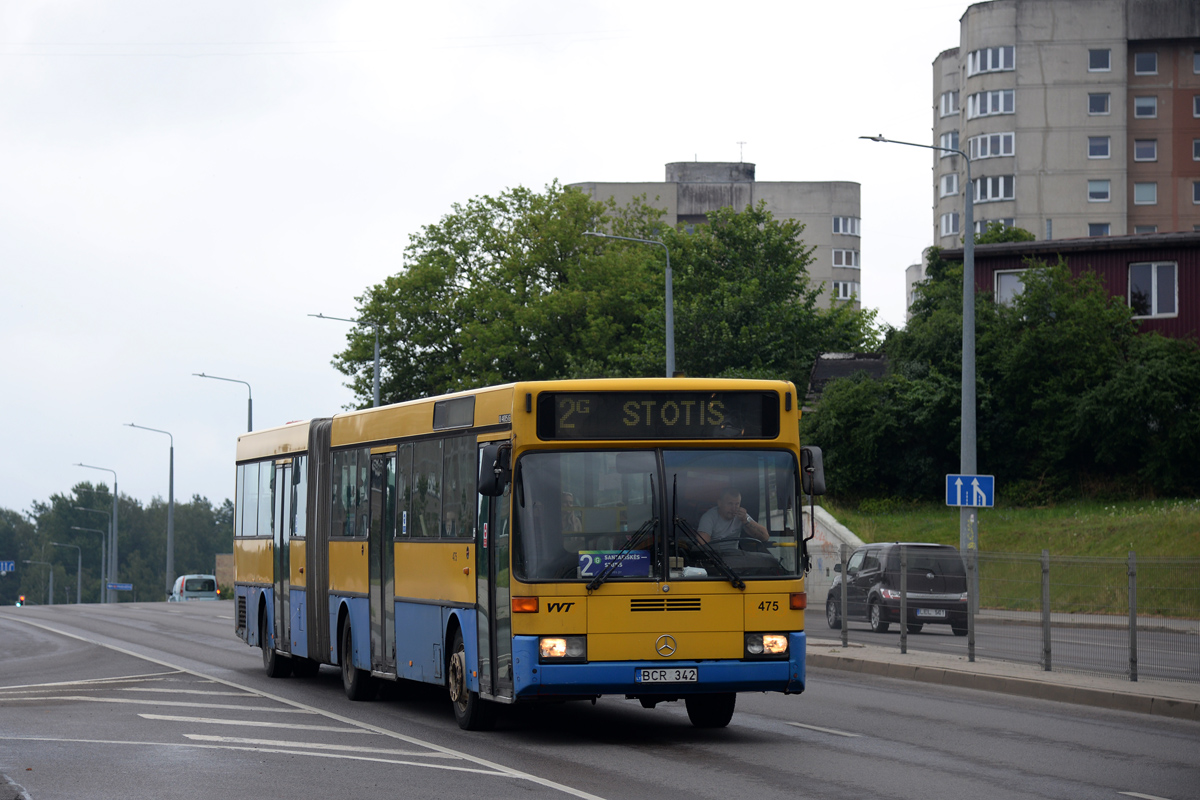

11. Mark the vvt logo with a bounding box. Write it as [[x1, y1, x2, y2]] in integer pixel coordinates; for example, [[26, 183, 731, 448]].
[[546, 602, 575, 612]]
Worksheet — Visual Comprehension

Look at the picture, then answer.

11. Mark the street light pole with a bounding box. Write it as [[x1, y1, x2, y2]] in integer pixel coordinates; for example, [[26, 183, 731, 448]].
[[51, 543, 82, 604], [75, 464, 118, 603], [193, 373, 253, 432], [24, 559, 53, 605], [582, 232, 675, 378], [309, 313, 381, 407], [860, 134, 976, 560], [125, 424, 175, 597], [70, 523, 108, 603]]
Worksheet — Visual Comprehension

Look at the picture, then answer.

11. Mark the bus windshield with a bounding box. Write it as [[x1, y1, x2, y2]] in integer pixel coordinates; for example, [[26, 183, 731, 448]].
[[512, 449, 799, 582]]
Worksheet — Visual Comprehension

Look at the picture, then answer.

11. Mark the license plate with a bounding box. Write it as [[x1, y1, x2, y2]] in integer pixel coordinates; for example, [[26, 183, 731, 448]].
[[916, 608, 946, 618], [636, 667, 698, 684]]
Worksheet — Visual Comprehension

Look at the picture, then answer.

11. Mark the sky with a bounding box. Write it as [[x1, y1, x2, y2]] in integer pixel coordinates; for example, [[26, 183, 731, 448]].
[[0, 0, 973, 516]]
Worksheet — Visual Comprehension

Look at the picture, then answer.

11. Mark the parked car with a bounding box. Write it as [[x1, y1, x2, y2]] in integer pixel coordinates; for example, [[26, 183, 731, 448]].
[[826, 543, 968, 635], [169, 574, 220, 602]]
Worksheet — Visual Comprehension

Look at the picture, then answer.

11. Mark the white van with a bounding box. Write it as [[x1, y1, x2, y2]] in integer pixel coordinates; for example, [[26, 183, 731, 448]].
[[169, 574, 220, 602]]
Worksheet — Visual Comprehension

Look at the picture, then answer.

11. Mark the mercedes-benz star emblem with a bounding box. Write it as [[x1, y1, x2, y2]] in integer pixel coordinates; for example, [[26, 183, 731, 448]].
[[655, 634, 677, 657]]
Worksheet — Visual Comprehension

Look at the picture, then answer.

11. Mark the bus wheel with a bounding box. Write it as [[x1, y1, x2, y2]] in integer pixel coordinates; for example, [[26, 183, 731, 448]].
[[340, 619, 374, 701], [685, 693, 736, 728], [260, 610, 291, 679], [448, 629, 494, 731]]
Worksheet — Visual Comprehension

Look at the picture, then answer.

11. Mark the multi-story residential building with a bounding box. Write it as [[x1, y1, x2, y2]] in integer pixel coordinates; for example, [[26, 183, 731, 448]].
[[932, 0, 1200, 247], [572, 162, 862, 309]]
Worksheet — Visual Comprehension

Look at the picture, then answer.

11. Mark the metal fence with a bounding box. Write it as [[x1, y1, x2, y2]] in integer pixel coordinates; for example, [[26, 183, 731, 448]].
[[829, 546, 1200, 684]]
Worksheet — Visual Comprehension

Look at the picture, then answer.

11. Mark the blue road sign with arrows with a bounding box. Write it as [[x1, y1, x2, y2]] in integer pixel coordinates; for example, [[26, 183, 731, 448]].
[[0, 560, 15, 573], [946, 474, 995, 507]]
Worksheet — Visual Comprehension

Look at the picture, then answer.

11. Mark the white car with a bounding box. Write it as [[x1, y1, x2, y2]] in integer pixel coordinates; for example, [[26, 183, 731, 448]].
[[169, 574, 220, 602]]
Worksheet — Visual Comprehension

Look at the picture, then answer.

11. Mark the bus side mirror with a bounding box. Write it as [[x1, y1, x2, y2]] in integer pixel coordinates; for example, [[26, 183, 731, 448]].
[[801, 446, 825, 496], [478, 443, 511, 497]]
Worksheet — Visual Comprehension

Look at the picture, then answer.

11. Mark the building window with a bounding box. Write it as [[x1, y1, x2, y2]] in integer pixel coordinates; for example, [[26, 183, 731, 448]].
[[1194, 139, 1200, 160], [969, 132, 1015, 160], [1133, 139, 1157, 161], [1134, 96, 1157, 118], [967, 89, 1015, 119], [832, 249, 860, 268], [995, 270, 1025, 305], [1088, 136, 1111, 158], [1129, 262, 1177, 317], [1089, 49, 1111, 71], [940, 90, 960, 117], [1089, 223, 1110, 237], [967, 45, 1015, 76], [832, 216, 860, 236], [1133, 52, 1158, 75], [1088, 93, 1110, 114], [974, 218, 1015, 235], [1194, 96, 1200, 117], [974, 175, 1015, 203], [1134, 182, 1157, 205], [832, 281, 860, 301], [1195, 51, 1199, 73], [1088, 179, 1111, 202], [940, 173, 959, 197], [1134, 225, 1158, 234], [940, 212, 960, 236], [1194, 181, 1200, 204], [939, 131, 959, 155]]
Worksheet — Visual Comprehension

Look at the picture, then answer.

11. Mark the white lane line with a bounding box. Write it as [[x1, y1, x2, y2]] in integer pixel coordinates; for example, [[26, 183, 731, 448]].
[[183, 734, 459, 757], [10, 616, 608, 800], [216, 615, 233, 620], [3, 737, 507, 776], [1119, 793, 1175, 800], [140, 713, 379, 733], [119, 688, 257, 697], [786, 721, 861, 738], [0, 696, 311, 713], [0, 671, 182, 691]]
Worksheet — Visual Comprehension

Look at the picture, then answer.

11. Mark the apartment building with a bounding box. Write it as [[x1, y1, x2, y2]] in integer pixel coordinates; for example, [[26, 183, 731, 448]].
[[932, 0, 1200, 246], [572, 162, 862, 309]]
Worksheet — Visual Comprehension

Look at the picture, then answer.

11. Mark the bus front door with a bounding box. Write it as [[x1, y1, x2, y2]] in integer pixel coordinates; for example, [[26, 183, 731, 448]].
[[476, 443, 513, 701], [368, 452, 396, 674], [273, 463, 292, 655]]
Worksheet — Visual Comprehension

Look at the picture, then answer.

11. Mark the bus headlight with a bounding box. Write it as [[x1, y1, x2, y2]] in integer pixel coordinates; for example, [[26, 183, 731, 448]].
[[745, 633, 789, 659], [539, 636, 587, 663]]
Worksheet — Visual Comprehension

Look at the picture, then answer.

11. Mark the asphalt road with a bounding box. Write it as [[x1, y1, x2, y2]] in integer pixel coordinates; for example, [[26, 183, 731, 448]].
[[1, 602, 1198, 800]]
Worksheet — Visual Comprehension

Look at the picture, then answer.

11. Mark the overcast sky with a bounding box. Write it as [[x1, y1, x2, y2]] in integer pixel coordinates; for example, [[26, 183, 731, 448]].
[[1, 0, 972, 516]]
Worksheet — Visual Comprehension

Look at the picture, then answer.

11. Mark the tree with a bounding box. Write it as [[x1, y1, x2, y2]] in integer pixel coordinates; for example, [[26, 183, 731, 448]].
[[336, 187, 880, 406]]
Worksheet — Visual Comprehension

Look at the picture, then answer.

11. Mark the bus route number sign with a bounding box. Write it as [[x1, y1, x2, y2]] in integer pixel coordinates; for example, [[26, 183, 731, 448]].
[[536, 391, 779, 440]]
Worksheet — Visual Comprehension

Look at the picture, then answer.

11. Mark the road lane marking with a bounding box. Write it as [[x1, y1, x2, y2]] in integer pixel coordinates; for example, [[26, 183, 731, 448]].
[[119, 688, 256, 696], [139, 713, 376, 732], [1119, 793, 1174, 800], [9, 615, 609, 800], [0, 671, 182, 691], [0, 695, 312, 712], [183, 734, 459, 757], [3, 737, 508, 776], [786, 722, 861, 738]]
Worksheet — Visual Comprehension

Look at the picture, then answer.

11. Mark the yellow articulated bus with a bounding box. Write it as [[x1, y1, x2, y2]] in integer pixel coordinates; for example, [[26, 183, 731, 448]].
[[233, 378, 825, 730]]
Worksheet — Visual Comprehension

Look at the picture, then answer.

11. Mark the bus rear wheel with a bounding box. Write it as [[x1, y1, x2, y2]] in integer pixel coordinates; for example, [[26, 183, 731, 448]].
[[340, 619, 374, 701], [448, 629, 494, 731], [685, 693, 736, 728], [260, 610, 291, 678]]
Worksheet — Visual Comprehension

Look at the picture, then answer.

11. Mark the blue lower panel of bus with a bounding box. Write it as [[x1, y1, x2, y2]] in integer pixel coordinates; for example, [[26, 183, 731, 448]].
[[289, 588, 307, 659], [511, 632, 806, 698]]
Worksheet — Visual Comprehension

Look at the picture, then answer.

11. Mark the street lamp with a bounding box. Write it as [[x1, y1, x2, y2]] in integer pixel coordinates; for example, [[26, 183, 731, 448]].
[[75, 464, 118, 603], [70, 523, 108, 604], [24, 559, 53, 605], [309, 313, 381, 407], [860, 133, 977, 567], [125, 423, 175, 597], [193, 373, 253, 432], [582, 232, 675, 378], [51, 543, 81, 604]]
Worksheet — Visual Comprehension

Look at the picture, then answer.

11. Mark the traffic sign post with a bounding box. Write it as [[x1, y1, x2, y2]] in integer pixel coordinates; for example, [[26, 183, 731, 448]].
[[946, 474, 994, 508]]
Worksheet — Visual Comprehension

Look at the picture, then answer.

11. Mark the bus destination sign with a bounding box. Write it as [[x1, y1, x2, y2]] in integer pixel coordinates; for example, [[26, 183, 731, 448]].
[[536, 391, 779, 440]]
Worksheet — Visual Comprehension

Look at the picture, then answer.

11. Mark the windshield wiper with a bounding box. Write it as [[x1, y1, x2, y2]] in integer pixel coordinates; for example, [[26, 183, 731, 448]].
[[586, 515, 658, 591]]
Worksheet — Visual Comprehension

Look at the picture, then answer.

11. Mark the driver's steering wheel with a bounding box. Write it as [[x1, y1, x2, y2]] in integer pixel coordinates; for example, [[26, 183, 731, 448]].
[[737, 537, 771, 554]]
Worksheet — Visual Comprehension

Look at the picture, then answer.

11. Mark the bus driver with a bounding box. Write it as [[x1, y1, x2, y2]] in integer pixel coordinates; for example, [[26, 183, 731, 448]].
[[697, 488, 769, 550]]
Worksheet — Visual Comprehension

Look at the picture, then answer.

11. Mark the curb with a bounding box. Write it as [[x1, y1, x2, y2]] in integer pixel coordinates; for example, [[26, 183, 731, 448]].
[[807, 651, 1200, 722]]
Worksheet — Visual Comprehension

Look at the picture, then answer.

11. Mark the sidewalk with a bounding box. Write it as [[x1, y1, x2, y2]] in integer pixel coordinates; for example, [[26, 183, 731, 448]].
[[806, 634, 1200, 722]]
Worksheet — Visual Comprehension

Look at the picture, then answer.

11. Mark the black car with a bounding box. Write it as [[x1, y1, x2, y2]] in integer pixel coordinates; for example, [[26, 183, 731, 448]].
[[826, 543, 968, 635]]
